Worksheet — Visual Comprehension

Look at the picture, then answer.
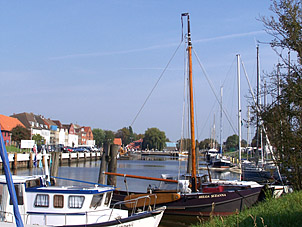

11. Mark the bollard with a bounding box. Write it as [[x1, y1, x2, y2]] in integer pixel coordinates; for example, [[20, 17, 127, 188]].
[[29, 152, 33, 168], [13, 153, 18, 169]]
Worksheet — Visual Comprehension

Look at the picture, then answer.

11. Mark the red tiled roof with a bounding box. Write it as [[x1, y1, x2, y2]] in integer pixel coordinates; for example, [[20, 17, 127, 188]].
[[114, 138, 122, 146], [0, 114, 25, 131]]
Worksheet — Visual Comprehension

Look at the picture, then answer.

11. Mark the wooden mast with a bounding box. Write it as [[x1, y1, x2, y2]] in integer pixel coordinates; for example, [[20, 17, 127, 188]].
[[183, 13, 197, 192]]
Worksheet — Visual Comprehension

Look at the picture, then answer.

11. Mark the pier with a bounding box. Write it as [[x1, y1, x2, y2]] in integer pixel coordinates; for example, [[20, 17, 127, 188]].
[[0, 152, 102, 170]]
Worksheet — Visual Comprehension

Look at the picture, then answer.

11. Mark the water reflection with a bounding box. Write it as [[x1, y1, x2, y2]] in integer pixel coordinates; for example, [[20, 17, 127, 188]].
[[12, 155, 239, 193]]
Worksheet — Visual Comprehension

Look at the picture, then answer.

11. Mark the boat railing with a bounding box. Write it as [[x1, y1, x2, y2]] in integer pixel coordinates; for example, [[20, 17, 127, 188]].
[[0, 211, 14, 223], [111, 194, 158, 217]]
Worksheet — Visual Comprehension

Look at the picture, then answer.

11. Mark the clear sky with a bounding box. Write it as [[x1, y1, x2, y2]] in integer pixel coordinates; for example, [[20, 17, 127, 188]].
[[0, 1, 279, 143]]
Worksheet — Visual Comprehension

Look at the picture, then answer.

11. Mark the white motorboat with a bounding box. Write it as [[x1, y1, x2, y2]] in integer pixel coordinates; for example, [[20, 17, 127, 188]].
[[0, 174, 165, 227]]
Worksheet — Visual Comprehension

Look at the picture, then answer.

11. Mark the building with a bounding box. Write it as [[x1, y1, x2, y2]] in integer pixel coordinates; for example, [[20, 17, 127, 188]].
[[0, 114, 25, 146], [52, 120, 68, 146], [11, 112, 50, 144], [62, 123, 78, 147], [126, 139, 143, 151], [43, 118, 59, 145], [113, 138, 122, 146], [165, 142, 177, 151]]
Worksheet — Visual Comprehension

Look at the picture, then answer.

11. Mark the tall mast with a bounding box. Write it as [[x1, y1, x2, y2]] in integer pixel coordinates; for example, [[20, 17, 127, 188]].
[[220, 86, 223, 155], [257, 45, 263, 165], [237, 54, 242, 168], [182, 13, 197, 192]]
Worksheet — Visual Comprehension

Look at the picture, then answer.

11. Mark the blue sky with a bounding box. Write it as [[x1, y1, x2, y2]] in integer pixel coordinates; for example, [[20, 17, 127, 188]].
[[0, 1, 279, 142]]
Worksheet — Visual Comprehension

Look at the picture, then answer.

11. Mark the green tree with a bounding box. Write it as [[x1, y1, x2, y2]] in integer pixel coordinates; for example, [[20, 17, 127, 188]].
[[142, 128, 166, 150], [104, 130, 115, 145], [32, 134, 45, 145], [198, 138, 218, 150], [258, 0, 302, 189], [11, 126, 30, 146], [115, 126, 134, 146], [92, 128, 105, 147], [225, 134, 238, 151]]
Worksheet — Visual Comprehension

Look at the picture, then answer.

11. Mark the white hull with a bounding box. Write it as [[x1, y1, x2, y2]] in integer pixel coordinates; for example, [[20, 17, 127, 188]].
[[1, 208, 165, 227]]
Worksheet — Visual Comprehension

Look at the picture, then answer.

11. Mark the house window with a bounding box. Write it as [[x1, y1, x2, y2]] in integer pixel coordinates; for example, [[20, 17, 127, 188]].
[[34, 194, 49, 207], [68, 196, 85, 208], [54, 195, 64, 208]]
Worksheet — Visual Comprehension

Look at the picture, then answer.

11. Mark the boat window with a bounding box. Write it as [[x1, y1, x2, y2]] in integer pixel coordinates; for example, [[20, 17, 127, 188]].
[[34, 194, 49, 207], [9, 184, 24, 205], [90, 194, 103, 208], [68, 196, 85, 209], [0, 184, 3, 204], [104, 192, 112, 206], [26, 179, 41, 188], [53, 195, 64, 208]]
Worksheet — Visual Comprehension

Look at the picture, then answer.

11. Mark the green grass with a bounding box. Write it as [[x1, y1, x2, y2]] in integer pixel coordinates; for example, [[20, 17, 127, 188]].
[[191, 191, 302, 227], [5, 145, 26, 153]]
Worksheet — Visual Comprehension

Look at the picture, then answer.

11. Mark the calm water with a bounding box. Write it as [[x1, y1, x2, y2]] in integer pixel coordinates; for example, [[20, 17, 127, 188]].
[[12, 155, 240, 226], [13, 155, 239, 192]]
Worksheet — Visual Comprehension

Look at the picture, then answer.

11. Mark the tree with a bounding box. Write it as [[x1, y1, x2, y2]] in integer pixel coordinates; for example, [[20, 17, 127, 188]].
[[225, 134, 239, 151], [259, 0, 302, 189], [11, 126, 30, 146], [142, 128, 166, 150], [32, 134, 45, 145], [115, 126, 134, 146], [104, 130, 115, 145], [92, 128, 105, 147], [198, 138, 218, 150]]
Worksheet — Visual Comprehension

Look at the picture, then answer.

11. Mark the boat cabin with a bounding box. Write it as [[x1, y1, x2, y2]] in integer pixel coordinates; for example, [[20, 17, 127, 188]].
[[0, 175, 126, 226]]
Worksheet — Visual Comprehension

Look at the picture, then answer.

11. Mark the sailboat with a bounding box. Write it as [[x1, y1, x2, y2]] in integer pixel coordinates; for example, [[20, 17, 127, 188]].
[[109, 13, 263, 217], [210, 87, 234, 170]]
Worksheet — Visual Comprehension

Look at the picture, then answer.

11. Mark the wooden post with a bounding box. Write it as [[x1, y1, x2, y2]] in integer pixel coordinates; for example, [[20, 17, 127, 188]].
[[29, 152, 33, 168], [13, 153, 18, 169], [107, 144, 118, 186], [98, 143, 110, 184], [51, 152, 60, 178], [69, 152, 72, 164], [42, 155, 46, 167], [195, 146, 199, 174], [77, 152, 79, 161]]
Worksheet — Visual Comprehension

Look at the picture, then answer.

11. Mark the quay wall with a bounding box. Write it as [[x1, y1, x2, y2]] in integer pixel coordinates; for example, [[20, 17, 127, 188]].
[[0, 152, 101, 170]]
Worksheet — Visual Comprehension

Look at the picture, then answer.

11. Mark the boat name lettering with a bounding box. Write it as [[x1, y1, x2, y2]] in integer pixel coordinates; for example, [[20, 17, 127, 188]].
[[199, 195, 210, 199], [117, 224, 134, 227], [211, 193, 227, 198]]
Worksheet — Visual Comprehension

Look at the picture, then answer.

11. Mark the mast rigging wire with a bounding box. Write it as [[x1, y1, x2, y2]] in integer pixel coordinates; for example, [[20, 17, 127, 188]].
[[193, 49, 237, 134], [130, 40, 183, 127]]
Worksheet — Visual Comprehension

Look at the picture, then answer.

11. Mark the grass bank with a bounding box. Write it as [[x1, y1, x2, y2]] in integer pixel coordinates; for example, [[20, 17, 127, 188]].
[[5, 145, 30, 153], [192, 191, 302, 227]]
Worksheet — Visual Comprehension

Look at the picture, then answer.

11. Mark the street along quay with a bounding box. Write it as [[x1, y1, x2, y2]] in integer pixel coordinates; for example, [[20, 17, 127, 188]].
[[0, 151, 101, 170]]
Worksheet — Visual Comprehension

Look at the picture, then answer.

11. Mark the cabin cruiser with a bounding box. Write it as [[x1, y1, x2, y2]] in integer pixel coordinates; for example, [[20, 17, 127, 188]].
[[0, 174, 165, 226]]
